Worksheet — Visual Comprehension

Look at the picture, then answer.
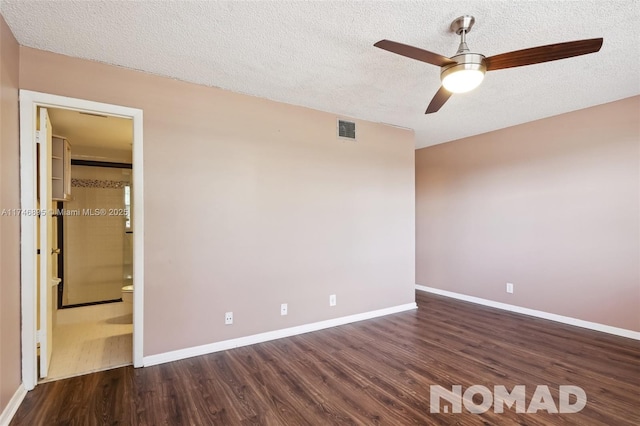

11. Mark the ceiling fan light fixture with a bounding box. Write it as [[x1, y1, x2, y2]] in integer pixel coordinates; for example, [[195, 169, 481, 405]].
[[441, 58, 486, 93], [442, 68, 485, 93]]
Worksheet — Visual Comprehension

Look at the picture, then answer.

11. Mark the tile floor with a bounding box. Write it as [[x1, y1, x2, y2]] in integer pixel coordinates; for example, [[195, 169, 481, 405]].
[[42, 305, 133, 382]]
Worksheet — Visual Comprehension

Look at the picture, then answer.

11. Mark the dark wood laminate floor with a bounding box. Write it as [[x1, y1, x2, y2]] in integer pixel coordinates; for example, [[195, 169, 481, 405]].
[[11, 291, 640, 425]]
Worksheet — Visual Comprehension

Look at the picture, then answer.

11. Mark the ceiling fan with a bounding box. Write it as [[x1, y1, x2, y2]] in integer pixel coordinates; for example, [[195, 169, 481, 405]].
[[374, 15, 603, 114]]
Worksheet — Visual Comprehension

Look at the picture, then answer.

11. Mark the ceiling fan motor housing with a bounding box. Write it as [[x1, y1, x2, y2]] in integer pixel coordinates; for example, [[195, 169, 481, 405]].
[[441, 53, 487, 79]]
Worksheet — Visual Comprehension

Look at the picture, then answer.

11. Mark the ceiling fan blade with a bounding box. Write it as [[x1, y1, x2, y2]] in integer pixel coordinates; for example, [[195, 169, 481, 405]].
[[374, 39, 454, 67], [426, 86, 452, 114], [485, 38, 603, 71]]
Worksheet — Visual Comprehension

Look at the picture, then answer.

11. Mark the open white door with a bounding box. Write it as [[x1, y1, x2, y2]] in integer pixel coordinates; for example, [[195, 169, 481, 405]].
[[38, 107, 54, 378]]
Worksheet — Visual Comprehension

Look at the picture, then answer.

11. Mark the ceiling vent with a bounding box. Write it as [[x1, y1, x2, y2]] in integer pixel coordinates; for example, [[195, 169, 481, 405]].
[[79, 112, 108, 118], [337, 119, 356, 140]]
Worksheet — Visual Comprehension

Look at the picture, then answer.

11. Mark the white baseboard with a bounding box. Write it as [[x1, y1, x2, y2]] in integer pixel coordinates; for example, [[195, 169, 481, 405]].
[[416, 285, 640, 340], [144, 302, 418, 367], [0, 384, 27, 426]]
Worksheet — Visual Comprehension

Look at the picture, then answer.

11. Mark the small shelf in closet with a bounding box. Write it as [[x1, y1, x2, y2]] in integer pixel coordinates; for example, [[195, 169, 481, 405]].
[[52, 135, 72, 202]]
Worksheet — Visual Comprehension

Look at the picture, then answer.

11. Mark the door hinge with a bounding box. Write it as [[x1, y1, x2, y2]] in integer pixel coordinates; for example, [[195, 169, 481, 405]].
[[36, 130, 41, 144]]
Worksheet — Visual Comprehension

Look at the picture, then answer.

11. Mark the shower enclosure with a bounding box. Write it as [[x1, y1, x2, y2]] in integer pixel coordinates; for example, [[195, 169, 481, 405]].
[[59, 161, 132, 307]]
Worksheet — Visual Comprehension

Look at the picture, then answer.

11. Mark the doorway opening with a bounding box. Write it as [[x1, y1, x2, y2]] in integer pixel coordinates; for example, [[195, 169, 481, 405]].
[[20, 91, 144, 390], [44, 107, 134, 381]]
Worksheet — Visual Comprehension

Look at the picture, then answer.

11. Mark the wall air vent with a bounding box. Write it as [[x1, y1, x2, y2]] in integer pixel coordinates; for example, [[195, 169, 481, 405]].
[[337, 119, 356, 140]]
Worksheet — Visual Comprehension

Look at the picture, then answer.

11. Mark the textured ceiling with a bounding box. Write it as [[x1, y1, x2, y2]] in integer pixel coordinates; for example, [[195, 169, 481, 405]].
[[2, 1, 638, 148]]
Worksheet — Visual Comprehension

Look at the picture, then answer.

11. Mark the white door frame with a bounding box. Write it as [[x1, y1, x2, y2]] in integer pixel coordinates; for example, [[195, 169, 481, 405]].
[[19, 90, 144, 390]]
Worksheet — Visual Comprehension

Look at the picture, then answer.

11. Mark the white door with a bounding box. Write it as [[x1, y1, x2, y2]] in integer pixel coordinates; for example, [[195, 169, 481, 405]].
[[38, 107, 54, 378]]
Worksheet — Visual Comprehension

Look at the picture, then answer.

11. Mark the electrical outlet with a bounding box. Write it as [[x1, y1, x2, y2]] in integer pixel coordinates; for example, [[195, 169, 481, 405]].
[[506, 283, 514, 294], [225, 311, 233, 325], [281, 303, 288, 316], [329, 294, 337, 307]]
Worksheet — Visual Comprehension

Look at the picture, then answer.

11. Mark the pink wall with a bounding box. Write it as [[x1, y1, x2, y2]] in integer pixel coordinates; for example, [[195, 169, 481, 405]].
[[19, 47, 416, 356], [416, 96, 640, 332], [0, 13, 21, 414]]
